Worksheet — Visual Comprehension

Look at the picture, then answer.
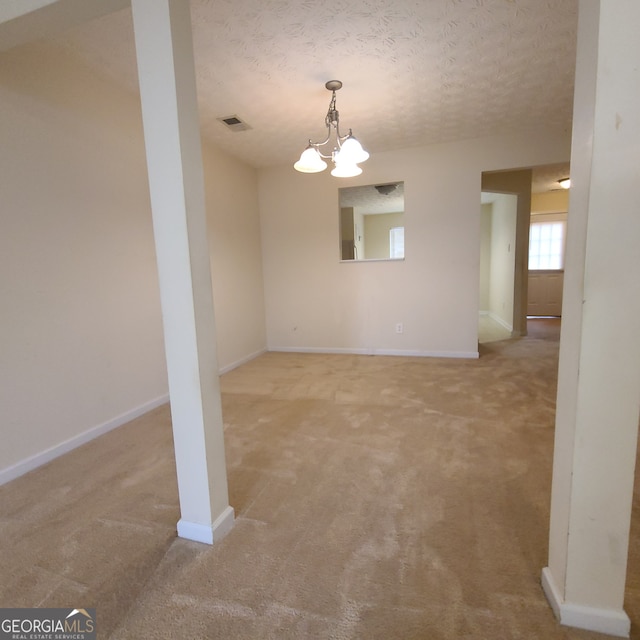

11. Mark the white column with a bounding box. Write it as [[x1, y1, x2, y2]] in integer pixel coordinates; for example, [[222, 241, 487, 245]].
[[131, 0, 233, 545], [542, 0, 640, 636]]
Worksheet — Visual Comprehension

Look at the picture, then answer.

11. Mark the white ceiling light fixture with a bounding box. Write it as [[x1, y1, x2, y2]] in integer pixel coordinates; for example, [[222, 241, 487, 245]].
[[294, 80, 369, 178], [559, 177, 571, 189]]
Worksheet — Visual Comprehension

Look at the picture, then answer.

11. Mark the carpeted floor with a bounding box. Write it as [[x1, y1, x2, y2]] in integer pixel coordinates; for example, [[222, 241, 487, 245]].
[[1, 319, 638, 639]]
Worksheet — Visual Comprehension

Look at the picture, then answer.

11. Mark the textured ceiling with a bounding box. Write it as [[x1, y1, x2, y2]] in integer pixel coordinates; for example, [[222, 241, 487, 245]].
[[340, 182, 405, 215], [530, 162, 572, 194], [53, 0, 578, 190]]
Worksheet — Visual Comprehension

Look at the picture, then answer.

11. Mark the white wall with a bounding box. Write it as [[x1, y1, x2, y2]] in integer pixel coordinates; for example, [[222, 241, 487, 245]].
[[364, 212, 403, 260], [0, 41, 165, 478], [259, 130, 571, 358], [479, 194, 517, 329], [488, 194, 517, 330], [354, 209, 365, 260], [479, 204, 492, 311], [202, 142, 266, 373], [0, 40, 265, 481]]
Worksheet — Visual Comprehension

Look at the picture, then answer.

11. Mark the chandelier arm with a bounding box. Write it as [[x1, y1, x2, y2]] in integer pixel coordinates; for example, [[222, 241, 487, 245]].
[[294, 81, 368, 175], [307, 123, 335, 158], [337, 128, 353, 144], [313, 147, 334, 160]]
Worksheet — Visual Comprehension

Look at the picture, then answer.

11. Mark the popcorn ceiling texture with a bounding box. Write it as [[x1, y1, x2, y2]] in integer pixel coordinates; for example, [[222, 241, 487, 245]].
[[55, 0, 578, 171]]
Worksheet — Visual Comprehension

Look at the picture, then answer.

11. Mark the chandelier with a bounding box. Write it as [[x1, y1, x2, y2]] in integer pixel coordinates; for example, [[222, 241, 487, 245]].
[[294, 80, 369, 178]]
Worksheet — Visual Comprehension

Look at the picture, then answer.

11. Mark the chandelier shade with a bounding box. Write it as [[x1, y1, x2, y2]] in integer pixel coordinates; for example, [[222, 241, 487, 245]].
[[294, 80, 369, 177], [293, 146, 328, 173], [335, 135, 369, 165], [331, 162, 362, 178]]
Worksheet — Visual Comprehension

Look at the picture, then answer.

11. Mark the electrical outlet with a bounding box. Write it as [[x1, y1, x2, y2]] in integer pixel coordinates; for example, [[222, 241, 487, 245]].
[[395, 323, 403, 334]]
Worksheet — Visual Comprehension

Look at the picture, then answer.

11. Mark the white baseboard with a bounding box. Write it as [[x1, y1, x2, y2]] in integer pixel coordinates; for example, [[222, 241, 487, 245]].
[[270, 346, 371, 356], [218, 348, 267, 375], [177, 505, 235, 545], [487, 311, 513, 332], [0, 345, 268, 486], [541, 567, 631, 638], [268, 346, 479, 359], [0, 393, 169, 486], [373, 348, 479, 359]]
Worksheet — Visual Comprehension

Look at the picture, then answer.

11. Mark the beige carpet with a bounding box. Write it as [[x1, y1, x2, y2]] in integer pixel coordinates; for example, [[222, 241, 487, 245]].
[[1, 319, 638, 639]]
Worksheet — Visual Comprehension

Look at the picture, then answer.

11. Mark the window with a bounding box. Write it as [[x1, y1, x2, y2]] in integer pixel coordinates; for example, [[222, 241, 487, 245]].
[[529, 220, 565, 270], [389, 227, 405, 259]]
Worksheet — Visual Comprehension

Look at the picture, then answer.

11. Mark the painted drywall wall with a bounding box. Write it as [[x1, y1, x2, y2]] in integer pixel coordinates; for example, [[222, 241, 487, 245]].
[[479, 204, 492, 311], [532, 189, 570, 214], [488, 194, 517, 330], [353, 209, 365, 260], [481, 170, 533, 336], [479, 195, 517, 329], [0, 40, 265, 480], [259, 130, 570, 358], [202, 142, 266, 372], [364, 212, 403, 259], [0, 41, 166, 478], [0, 0, 130, 53]]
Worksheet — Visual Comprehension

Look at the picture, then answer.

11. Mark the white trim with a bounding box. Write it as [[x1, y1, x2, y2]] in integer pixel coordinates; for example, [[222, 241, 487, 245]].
[[268, 347, 479, 359], [218, 348, 267, 375], [0, 393, 169, 486], [541, 566, 564, 621], [339, 258, 405, 264], [530, 210, 569, 218], [373, 348, 479, 359], [0, 344, 268, 486], [177, 505, 235, 545], [488, 312, 513, 332], [541, 567, 631, 638], [270, 346, 371, 356]]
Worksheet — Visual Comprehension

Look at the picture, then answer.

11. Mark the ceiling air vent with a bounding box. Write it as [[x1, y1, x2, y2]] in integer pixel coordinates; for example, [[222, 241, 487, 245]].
[[375, 183, 398, 196], [217, 115, 251, 132]]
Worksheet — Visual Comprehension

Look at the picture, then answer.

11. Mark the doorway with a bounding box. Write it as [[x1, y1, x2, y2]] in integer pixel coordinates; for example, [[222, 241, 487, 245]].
[[527, 163, 570, 319], [479, 192, 518, 343], [480, 169, 533, 342]]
